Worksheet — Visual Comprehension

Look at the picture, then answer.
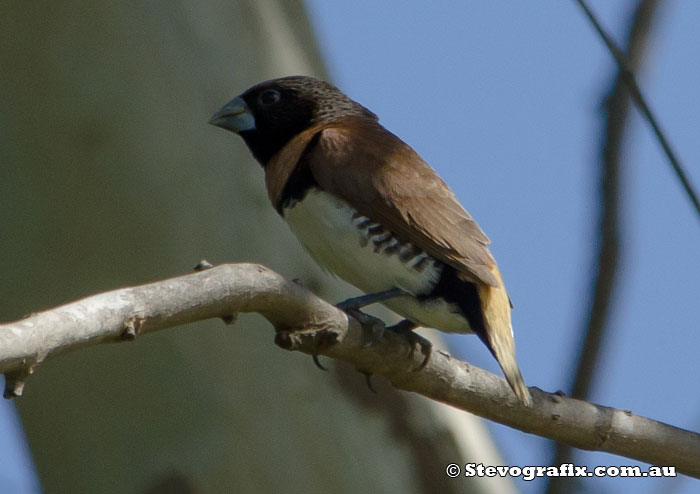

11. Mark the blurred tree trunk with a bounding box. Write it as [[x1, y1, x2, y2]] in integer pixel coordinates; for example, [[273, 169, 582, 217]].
[[0, 2, 512, 493]]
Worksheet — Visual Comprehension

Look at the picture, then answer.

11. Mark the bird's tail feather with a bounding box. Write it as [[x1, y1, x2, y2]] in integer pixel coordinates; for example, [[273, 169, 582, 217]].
[[476, 267, 532, 406]]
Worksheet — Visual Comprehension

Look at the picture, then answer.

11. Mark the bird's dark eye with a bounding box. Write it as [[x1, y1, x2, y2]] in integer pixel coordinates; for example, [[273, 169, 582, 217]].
[[258, 89, 281, 106]]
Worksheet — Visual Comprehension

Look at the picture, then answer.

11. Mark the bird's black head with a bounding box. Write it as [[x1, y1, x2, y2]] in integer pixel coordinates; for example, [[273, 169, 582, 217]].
[[209, 76, 377, 165]]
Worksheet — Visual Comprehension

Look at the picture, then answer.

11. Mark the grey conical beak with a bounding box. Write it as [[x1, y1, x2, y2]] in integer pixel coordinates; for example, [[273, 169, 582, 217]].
[[209, 96, 255, 134]]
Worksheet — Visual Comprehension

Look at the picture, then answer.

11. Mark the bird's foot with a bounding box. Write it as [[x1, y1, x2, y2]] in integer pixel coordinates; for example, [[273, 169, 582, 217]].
[[386, 319, 431, 371], [311, 306, 386, 372], [336, 288, 410, 348], [345, 308, 386, 348]]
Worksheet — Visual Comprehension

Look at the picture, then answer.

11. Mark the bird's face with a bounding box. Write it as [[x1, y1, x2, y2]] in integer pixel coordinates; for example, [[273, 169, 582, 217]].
[[210, 76, 377, 164]]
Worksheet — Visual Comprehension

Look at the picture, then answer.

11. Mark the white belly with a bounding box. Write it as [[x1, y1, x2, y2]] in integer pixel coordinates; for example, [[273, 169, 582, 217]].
[[283, 189, 471, 333]]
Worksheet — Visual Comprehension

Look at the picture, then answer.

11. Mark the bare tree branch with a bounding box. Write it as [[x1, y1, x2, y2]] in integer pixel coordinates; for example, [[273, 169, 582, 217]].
[[1, 263, 699, 477], [548, 3, 663, 491]]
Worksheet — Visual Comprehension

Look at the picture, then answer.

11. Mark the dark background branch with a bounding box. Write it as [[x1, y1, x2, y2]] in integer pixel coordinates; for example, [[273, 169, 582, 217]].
[[547, 1, 662, 492], [575, 0, 700, 218]]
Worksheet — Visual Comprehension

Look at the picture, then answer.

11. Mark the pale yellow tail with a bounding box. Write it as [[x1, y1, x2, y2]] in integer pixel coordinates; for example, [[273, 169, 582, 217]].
[[476, 266, 532, 406]]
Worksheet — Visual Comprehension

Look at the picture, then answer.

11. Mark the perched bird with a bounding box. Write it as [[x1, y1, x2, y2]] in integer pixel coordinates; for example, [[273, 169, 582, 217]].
[[210, 76, 531, 405]]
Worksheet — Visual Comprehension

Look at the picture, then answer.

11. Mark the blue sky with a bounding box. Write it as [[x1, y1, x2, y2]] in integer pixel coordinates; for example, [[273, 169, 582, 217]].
[[1, 1, 699, 492], [302, 0, 699, 492]]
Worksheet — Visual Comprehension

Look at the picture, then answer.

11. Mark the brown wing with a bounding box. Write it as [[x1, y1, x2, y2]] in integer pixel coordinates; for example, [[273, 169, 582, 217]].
[[305, 119, 500, 288]]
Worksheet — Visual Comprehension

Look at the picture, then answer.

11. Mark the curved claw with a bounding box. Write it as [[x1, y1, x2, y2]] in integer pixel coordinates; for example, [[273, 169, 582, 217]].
[[411, 341, 432, 371], [408, 334, 432, 371], [363, 372, 377, 394], [312, 354, 328, 371]]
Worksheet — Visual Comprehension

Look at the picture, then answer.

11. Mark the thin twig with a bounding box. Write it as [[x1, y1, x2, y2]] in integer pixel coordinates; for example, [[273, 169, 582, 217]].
[[575, 0, 700, 219], [0, 263, 699, 476]]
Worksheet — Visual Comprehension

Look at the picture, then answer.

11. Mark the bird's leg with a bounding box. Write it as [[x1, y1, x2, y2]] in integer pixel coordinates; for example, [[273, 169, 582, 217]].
[[335, 287, 408, 311], [386, 319, 432, 371]]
